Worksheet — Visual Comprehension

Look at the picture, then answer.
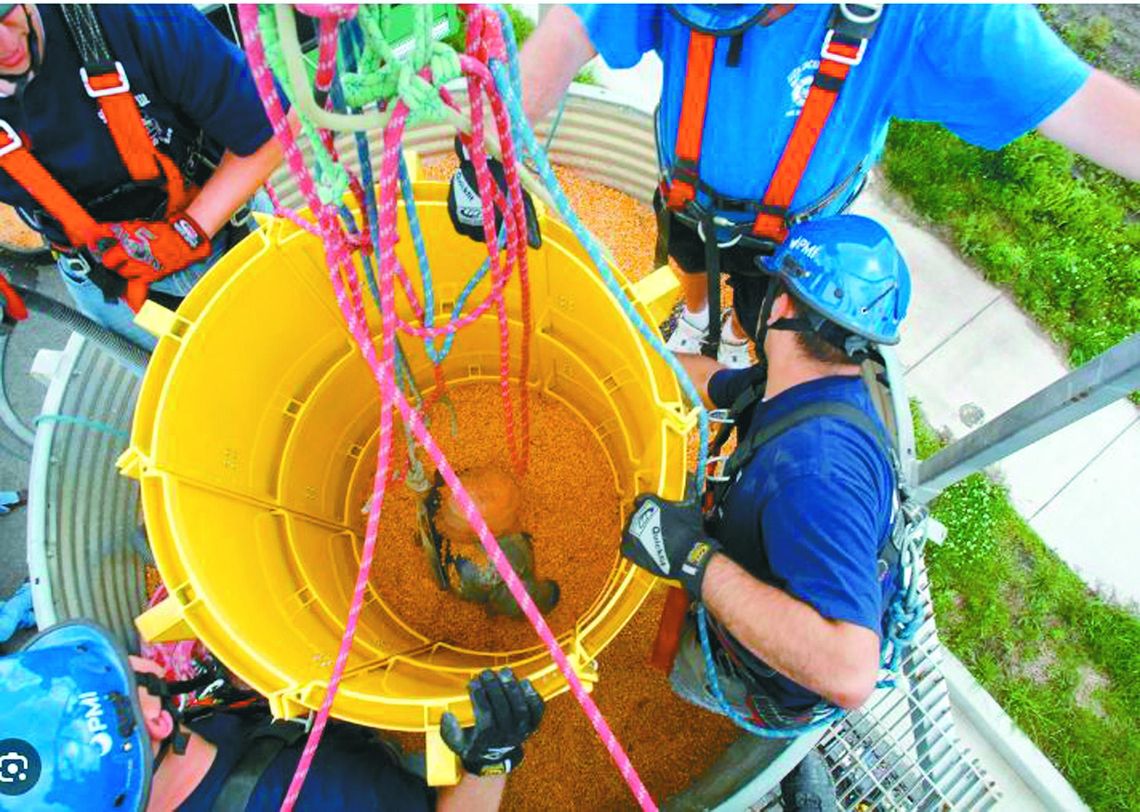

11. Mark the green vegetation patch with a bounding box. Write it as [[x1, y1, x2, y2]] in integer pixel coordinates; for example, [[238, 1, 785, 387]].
[[883, 122, 1139, 370], [914, 403, 1140, 810]]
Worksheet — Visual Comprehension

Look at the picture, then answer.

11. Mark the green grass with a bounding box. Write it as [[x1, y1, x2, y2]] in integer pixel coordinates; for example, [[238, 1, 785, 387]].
[[914, 402, 1140, 810], [883, 122, 1140, 370]]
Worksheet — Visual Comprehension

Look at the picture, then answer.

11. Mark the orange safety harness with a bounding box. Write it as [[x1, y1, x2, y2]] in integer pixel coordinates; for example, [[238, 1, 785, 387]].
[[0, 5, 196, 307], [657, 3, 882, 356]]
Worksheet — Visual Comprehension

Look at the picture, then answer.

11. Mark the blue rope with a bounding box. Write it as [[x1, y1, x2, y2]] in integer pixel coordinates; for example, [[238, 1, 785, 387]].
[[330, 23, 425, 411], [694, 525, 927, 735], [488, 10, 710, 487], [33, 414, 130, 442], [695, 605, 845, 738]]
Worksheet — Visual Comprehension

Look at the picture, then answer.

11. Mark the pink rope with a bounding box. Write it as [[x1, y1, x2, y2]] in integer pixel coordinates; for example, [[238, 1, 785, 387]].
[[314, 16, 339, 91], [466, 11, 532, 473], [265, 183, 321, 238], [294, 3, 357, 20], [238, 7, 654, 809]]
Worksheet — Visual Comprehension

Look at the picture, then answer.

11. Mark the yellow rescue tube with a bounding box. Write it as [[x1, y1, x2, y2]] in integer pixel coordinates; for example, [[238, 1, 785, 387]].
[[121, 158, 694, 782]]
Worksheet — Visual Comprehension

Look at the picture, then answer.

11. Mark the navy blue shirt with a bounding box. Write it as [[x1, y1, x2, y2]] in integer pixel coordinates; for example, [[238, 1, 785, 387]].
[[177, 714, 434, 811], [0, 5, 279, 240], [706, 371, 894, 710]]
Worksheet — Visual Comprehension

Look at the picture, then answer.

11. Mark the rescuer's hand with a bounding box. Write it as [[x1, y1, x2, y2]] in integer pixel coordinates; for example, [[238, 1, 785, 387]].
[[621, 493, 721, 600], [90, 213, 212, 312], [446, 136, 541, 249], [440, 668, 545, 776]]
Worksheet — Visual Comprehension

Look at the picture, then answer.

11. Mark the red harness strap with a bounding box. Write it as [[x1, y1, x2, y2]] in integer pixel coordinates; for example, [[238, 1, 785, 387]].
[[0, 122, 102, 247], [0, 62, 193, 252], [663, 31, 716, 210], [661, 5, 878, 243], [0, 272, 28, 323], [82, 64, 193, 214], [751, 33, 865, 241]]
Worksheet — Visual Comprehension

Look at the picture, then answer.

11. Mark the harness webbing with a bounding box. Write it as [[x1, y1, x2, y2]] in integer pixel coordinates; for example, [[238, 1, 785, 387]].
[[711, 399, 892, 507], [751, 6, 880, 241], [661, 5, 881, 241], [657, 4, 881, 355], [212, 721, 309, 812], [0, 130, 101, 245], [664, 31, 715, 210], [0, 4, 192, 250]]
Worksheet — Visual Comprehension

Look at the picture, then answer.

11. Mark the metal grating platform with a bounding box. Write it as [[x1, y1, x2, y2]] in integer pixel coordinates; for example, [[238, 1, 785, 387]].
[[821, 565, 1000, 811]]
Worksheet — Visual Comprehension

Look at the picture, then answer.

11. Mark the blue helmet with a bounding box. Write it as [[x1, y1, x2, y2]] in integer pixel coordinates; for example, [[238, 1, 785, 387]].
[[668, 4, 772, 35], [758, 214, 910, 349], [0, 621, 151, 811]]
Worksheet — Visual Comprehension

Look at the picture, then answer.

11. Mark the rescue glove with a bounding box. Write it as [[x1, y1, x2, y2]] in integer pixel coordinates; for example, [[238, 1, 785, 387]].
[[621, 493, 722, 600], [90, 213, 212, 312], [446, 136, 541, 249], [440, 668, 545, 777]]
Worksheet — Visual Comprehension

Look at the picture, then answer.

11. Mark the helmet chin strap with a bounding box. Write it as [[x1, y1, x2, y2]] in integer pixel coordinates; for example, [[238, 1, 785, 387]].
[[133, 671, 201, 771], [755, 279, 872, 364]]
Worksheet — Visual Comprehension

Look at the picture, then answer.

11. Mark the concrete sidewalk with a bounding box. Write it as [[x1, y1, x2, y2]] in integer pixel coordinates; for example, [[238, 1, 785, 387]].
[[851, 185, 1140, 610]]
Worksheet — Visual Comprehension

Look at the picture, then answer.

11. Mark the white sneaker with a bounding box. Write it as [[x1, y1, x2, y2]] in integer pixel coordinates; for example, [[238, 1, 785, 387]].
[[666, 310, 709, 354], [717, 310, 753, 369]]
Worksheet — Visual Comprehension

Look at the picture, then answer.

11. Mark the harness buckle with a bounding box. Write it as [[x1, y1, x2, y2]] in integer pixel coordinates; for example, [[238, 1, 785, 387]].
[[59, 251, 92, 279], [820, 30, 867, 66], [696, 216, 745, 249], [0, 120, 23, 158], [80, 62, 131, 98], [704, 454, 733, 483], [707, 408, 735, 425]]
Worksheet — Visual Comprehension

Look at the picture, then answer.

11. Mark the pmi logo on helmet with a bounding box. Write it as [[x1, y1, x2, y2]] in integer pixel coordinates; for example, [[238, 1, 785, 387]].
[[77, 691, 114, 757], [788, 236, 822, 262]]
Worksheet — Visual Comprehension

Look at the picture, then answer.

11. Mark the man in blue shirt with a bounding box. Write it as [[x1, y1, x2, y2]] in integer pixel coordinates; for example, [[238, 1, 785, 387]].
[[514, 4, 1140, 366], [0, 620, 545, 811], [0, 4, 287, 349], [621, 214, 910, 809]]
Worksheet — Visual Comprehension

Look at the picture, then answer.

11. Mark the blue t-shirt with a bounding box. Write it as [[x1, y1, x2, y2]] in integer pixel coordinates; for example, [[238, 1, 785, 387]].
[[705, 371, 894, 709], [0, 4, 280, 240], [177, 713, 434, 811], [572, 4, 1090, 220]]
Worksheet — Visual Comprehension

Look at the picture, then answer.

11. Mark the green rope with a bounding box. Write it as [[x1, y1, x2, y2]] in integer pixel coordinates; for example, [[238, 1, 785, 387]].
[[259, 5, 461, 202], [338, 5, 459, 123]]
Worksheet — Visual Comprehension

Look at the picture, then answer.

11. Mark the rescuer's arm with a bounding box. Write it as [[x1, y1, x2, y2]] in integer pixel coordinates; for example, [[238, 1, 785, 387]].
[[184, 134, 282, 238], [519, 6, 596, 124], [437, 669, 545, 812], [620, 484, 881, 710], [1037, 69, 1140, 181], [700, 554, 880, 709]]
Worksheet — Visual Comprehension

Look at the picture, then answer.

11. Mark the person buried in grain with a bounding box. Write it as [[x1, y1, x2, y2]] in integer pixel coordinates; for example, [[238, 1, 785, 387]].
[[418, 465, 560, 617]]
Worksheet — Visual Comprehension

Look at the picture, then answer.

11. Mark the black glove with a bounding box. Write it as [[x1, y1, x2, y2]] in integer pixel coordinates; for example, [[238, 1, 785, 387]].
[[621, 493, 721, 599], [447, 136, 542, 249], [440, 668, 545, 776]]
